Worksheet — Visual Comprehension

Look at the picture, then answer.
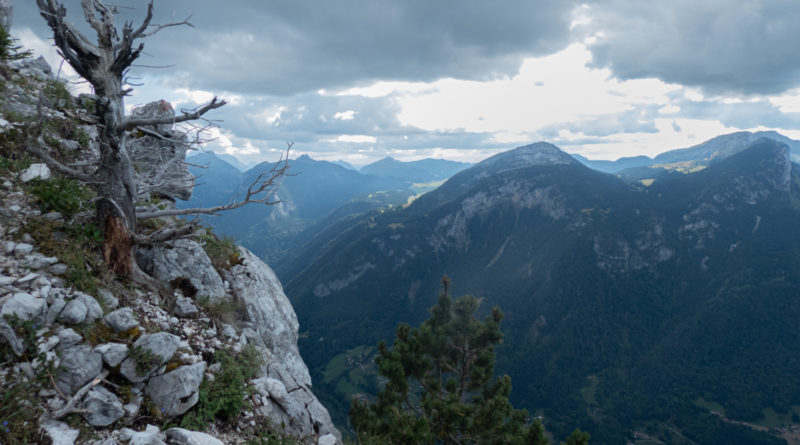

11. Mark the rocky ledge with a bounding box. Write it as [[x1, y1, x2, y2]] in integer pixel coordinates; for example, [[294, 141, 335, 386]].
[[0, 44, 341, 444]]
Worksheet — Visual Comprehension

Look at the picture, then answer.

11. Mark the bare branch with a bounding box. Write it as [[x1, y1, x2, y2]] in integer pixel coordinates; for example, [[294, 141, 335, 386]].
[[51, 369, 110, 419], [126, 2, 155, 40], [25, 143, 101, 184], [63, 108, 99, 124], [134, 125, 193, 149], [138, 15, 194, 38], [133, 221, 199, 246], [136, 146, 292, 220], [37, 0, 102, 81], [112, 1, 153, 73], [81, 0, 115, 47], [124, 97, 227, 130]]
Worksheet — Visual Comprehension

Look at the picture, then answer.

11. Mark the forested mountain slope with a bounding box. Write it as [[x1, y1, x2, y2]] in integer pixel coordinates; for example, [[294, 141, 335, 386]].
[[280, 138, 800, 444]]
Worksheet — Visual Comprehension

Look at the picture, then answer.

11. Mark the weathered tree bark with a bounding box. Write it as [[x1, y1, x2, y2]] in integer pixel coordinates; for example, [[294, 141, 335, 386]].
[[37, 0, 140, 273], [37, 0, 200, 275]]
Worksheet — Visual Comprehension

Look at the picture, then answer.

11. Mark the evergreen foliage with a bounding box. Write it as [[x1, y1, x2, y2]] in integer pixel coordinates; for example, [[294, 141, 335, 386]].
[[0, 25, 32, 61], [350, 277, 557, 445]]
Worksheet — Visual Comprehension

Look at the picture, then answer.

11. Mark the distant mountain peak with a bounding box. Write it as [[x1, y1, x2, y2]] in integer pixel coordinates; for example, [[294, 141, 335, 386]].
[[478, 142, 579, 172], [296, 154, 313, 161]]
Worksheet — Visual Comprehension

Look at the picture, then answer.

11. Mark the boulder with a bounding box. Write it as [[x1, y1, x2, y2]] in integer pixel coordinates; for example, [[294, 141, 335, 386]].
[[95, 342, 129, 367], [0, 316, 24, 356], [119, 425, 166, 445], [97, 288, 119, 310], [57, 345, 103, 395], [130, 100, 175, 134], [56, 328, 83, 350], [40, 420, 80, 445], [137, 239, 225, 301], [165, 428, 224, 445], [45, 297, 66, 325], [14, 243, 33, 258], [129, 100, 195, 200], [120, 332, 180, 383], [318, 435, 338, 445], [82, 386, 125, 426], [104, 307, 139, 332], [1, 292, 47, 323], [144, 362, 206, 416], [74, 292, 103, 320], [173, 296, 199, 317], [20, 163, 51, 182], [21, 253, 58, 270], [58, 298, 88, 325]]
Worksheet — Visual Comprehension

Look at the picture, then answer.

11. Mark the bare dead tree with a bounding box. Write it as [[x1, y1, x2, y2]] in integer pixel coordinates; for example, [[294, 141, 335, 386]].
[[33, 0, 287, 280]]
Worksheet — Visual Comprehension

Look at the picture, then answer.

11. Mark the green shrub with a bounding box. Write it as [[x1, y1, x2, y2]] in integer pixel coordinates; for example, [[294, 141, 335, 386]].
[[44, 79, 72, 109], [0, 128, 32, 168], [73, 127, 91, 148], [244, 431, 302, 445], [179, 345, 262, 430], [130, 345, 161, 376], [196, 295, 244, 326], [27, 177, 94, 217], [198, 232, 243, 271], [0, 316, 54, 445], [22, 218, 107, 294]]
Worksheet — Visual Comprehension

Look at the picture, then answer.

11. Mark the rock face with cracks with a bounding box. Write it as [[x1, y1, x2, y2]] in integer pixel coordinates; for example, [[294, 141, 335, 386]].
[[224, 247, 341, 441]]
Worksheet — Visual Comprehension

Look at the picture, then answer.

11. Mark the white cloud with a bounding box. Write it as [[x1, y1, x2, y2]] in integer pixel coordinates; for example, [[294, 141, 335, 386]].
[[15, 27, 90, 94], [333, 110, 356, 120], [328, 135, 377, 144], [769, 89, 800, 113], [395, 44, 679, 136], [256, 106, 286, 126], [659, 105, 681, 114]]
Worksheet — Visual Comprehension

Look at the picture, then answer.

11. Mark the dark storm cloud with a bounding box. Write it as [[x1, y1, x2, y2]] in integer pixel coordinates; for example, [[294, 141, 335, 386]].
[[13, 1, 580, 95], [583, 0, 800, 95]]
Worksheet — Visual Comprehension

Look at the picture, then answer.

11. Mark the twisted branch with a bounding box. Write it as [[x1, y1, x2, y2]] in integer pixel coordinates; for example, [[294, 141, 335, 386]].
[[136, 145, 292, 220]]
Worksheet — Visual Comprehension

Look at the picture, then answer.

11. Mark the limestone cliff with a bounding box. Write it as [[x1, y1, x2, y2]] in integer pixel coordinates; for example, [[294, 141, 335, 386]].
[[0, 23, 340, 444]]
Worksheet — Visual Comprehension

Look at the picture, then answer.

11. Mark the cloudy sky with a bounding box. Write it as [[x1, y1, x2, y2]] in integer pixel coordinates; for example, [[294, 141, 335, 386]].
[[10, 1, 800, 166]]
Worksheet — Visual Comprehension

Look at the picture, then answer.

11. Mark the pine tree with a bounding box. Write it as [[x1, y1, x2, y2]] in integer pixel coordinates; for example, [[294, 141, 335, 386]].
[[350, 277, 554, 444]]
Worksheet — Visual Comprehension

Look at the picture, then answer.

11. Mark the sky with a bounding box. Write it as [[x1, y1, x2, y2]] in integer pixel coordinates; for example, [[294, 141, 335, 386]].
[[9, 0, 800, 166]]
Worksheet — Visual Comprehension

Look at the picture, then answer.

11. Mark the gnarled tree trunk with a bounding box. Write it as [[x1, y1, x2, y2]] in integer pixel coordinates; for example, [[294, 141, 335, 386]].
[[35, 0, 282, 280]]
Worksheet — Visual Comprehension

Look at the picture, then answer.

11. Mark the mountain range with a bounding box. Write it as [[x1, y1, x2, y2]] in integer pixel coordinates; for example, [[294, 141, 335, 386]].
[[274, 132, 800, 444], [359, 156, 472, 184], [178, 153, 471, 263], [573, 130, 800, 173]]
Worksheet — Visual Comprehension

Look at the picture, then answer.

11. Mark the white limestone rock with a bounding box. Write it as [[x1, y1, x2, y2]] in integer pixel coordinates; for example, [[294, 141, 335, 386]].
[[137, 239, 225, 301], [40, 420, 80, 445], [57, 345, 103, 395], [165, 428, 224, 445], [1, 292, 47, 323], [20, 163, 51, 182], [58, 298, 88, 325], [104, 307, 139, 332], [95, 342, 129, 367], [144, 362, 206, 416], [225, 247, 341, 442], [119, 424, 167, 445], [82, 386, 125, 426], [120, 332, 180, 383]]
